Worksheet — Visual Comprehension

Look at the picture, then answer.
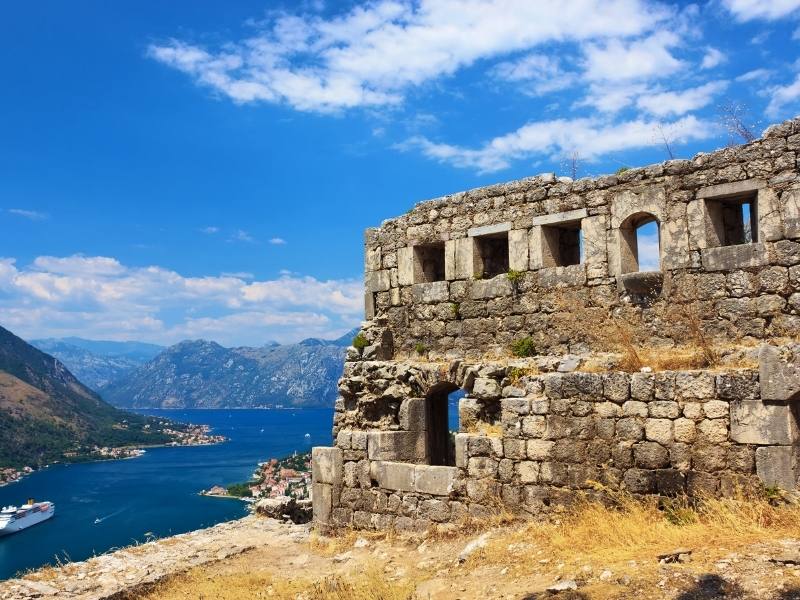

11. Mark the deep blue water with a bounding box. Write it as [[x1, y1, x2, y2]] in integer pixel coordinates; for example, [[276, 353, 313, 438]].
[[0, 408, 333, 580]]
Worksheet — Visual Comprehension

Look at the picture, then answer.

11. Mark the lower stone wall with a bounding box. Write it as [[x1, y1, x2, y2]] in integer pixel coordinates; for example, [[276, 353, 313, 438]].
[[313, 347, 800, 531]]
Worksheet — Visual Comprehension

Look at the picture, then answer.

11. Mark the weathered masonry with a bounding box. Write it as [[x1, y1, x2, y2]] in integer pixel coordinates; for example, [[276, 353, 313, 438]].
[[312, 117, 800, 532]]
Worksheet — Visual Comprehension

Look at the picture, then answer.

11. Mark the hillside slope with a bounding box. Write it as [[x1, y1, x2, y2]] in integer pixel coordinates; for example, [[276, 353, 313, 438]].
[[0, 325, 176, 469], [101, 330, 357, 409]]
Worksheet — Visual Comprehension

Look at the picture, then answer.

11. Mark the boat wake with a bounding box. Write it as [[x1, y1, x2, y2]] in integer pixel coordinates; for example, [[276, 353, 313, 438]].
[[93, 508, 125, 524]]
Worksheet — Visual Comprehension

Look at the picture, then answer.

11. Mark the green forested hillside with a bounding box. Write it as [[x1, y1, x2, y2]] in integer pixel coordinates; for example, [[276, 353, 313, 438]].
[[0, 325, 175, 469]]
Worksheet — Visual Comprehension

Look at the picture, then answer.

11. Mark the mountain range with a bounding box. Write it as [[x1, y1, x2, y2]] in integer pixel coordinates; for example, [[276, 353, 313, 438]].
[[0, 326, 178, 469], [34, 329, 357, 410]]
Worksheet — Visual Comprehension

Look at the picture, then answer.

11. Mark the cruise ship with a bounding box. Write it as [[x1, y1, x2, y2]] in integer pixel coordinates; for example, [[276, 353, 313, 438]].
[[0, 500, 55, 536]]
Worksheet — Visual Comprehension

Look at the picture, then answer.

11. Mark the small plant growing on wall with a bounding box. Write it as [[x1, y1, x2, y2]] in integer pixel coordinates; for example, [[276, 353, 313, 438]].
[[615, 166, 630, 175], [510, 336, 536, 358], [414, 342, 428, 356], [352, 333, 368, 350], [473, 272, 483, 280], [451, 302, 460, 319], [507, 269, 523, 292]]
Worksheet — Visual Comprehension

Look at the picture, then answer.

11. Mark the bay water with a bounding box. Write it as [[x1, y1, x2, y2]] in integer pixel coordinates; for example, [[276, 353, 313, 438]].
[[0, 408, 333, 579]]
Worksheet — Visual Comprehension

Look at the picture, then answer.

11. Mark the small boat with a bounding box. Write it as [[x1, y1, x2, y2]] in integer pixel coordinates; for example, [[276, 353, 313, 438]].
[[0, 500, 55, 537], [94, 518, 102, 524]]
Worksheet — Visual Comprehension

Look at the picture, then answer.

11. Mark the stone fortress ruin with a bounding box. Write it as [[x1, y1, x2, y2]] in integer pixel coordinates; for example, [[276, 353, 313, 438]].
[[312, 117, 800, 532]]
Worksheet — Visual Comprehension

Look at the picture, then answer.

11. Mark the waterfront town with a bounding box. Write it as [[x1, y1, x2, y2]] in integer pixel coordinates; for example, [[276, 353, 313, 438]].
[[203, 452, 311, 501]]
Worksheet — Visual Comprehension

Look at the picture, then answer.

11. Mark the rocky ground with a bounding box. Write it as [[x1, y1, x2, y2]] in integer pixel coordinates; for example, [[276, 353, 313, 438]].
[[5, 514, 800, 599]]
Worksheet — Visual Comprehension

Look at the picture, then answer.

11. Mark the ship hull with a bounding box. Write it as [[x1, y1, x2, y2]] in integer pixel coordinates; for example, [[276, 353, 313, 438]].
[[0, 506, 55, 536]]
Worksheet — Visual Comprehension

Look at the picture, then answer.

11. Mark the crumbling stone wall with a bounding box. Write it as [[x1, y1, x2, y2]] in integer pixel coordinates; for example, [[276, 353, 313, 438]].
[[313, 118, 800, 531], [362, 119, 800, 360]]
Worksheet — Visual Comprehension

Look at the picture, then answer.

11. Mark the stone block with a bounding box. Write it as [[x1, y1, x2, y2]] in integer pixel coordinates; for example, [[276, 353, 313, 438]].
[[418, 498, 450, 522], [414, 465, 457, 496], [399, 398, 426, 431], [784, 186, 800, 238], [759, 345, 800, 402], [312, 446, 342, 486], [509, 229, 529, 271], [373, 461, 415, 492], [649, 401, 680, 419], [697, 418, 729, 444], [531, 208, 588, 227], [366, 269, 391, 292], [633, 442, 670, 469], [468, 222, 512, 237], [517, 461, 540, 483], [470, 276, 513, 299], [397, 247, 413, 285], [675, 372, 715, 399], [453, 237, 474, 280], [472, 378, 501, 400], [701, 243, 768, 272], [527, 439, 554, 460], [412, 281, 449, 303], [730, 400, 794, 445], [539, 264, 587, 288], [622, 400, 648, 417], [673, 418, 697, 443], [756, 446, 797, 490], [364, 292, 375, 320], [454, 433, 468, 468], [367, 431, 427, 462], [645, 419, 673, 445], [312, 482, 333, 524], [703, 400, 729, 419]]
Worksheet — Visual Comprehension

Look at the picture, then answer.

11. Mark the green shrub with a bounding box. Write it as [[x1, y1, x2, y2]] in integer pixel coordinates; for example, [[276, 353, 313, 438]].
[[414, 342, 428, 355], [451, 302, 460, 318], [507, 270, 523, 286], [615, 166, 630, 175], [352, 333, 368, 350], [510, 337, 536, 358]]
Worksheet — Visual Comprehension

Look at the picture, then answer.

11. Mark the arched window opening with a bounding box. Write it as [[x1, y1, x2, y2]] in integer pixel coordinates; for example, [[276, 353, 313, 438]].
[[619, 213, 660, 273], [425, 383, 461, 466]]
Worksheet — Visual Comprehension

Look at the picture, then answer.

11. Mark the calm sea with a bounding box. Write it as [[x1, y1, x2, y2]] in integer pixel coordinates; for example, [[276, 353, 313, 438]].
[[0, 408, 334, 580]]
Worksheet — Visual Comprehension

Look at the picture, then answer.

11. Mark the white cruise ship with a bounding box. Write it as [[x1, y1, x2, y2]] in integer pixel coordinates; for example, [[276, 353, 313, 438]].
[[0, 500, 55, 536]]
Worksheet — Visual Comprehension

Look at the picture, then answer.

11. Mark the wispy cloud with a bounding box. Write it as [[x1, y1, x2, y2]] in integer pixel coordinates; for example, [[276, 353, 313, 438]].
[[148, 0, 669, 113], [269, 237, 287, 245], [765, 73, 800, 118], [7, 208, 48, 221], [0, 254, 362, 346], [200, 226, 219, 234], [401, 115, 714, 173], [230, 229, 256, 243], [722, 0, 800, 21], [700, 47, 726, 69]]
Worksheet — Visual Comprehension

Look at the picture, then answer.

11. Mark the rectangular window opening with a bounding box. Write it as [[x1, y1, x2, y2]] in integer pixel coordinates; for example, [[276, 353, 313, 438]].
[[542, 222, 582, 267], [475, 233, 509, 277], [413, 243, 445, 283], [707, 193, 758, 246]]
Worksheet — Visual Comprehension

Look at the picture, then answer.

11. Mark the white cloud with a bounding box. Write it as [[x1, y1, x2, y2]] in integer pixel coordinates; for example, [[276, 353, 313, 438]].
[[700, 47, 726, 69], [7, 208, 48, 220], [0, 254, 362, 346], [200, 226, 219, 234], [269, 237, 287, 245], [765, 73, 800, 117], [492, 54, 576, 95], [722, 0, 800, 21], [403, 115, 714, 173], [231, 229, 255, 243], [736, 68, 773, 82], [149, 0, 670, 112], [582, 31, 683, 82], [636, 81, 728, 117]]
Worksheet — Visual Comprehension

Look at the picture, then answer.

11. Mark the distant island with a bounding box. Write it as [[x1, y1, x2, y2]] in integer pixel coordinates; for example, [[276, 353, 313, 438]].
[[0, 324, 225, 482]]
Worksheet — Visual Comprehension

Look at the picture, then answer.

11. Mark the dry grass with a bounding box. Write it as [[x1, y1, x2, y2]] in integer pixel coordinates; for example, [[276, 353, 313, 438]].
[[469, 487, 800, 575], [137, 568, 415, 600]]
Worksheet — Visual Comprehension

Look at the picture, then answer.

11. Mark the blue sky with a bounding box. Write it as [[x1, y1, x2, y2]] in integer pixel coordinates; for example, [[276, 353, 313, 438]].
[[0, 0, 799, 346]]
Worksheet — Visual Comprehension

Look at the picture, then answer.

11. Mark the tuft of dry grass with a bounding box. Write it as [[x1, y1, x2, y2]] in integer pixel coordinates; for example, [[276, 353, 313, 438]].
[[469, 487, 800, 575], [137, 568, 415, 600], [461, 421, 503, 437]]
